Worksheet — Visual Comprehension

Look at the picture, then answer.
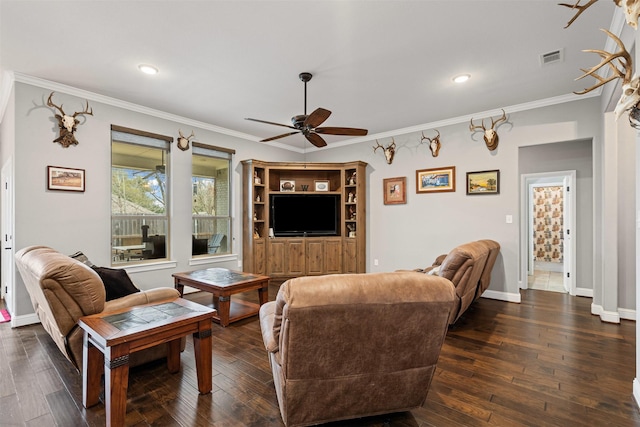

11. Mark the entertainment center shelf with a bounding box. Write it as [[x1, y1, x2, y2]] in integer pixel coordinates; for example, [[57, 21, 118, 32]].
[[242, 159, 367, 280]]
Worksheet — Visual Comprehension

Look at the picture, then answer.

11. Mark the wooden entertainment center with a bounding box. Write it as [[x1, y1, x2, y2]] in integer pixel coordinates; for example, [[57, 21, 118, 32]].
[[242, 160, 367, 280]]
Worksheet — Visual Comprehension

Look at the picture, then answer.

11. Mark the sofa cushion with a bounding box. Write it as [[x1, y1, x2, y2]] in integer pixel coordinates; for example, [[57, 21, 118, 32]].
[[91, 266, 140, 301]]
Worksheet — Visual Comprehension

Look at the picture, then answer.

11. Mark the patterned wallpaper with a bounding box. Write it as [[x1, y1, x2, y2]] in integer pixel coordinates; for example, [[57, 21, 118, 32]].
[[533, 186, 563, 263]]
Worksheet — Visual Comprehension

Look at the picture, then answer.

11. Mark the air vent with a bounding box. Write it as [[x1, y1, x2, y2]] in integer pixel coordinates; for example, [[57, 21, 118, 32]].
[[540, 49, 564, 66]]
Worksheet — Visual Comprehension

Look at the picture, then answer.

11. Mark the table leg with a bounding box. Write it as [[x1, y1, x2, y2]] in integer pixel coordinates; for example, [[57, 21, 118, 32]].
[[104, 343, 130, 427], [193, 319, 212, 394], [258, 283, 269, 305], [167, 339, 181, 373], [82, 333, 103, 408], [217, 296, 231, 327], [174, 279, 185, 296]]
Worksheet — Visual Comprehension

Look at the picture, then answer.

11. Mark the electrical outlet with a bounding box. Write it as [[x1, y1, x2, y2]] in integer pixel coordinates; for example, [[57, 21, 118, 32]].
[[374, 259, 379, 266], [506, 215, 513, 224]]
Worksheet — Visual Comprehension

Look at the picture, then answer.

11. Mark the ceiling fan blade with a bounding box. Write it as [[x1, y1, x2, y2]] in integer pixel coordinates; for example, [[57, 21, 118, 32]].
[[304, 108, 331, 128], [305, 132, 327, 148], [315, 127, 369, 136], [261, 131, 300, 142], [245, 117, 297, 130]]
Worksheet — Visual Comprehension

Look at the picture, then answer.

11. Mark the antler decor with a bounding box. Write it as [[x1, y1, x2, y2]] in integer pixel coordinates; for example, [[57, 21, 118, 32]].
[[420, 130, 442, 157], [469, 109, 507, 151], [373, 138, 396, 164], [46, 92, 93, 147], [177, 129, 195, 151], [559, 0, 640, 29]]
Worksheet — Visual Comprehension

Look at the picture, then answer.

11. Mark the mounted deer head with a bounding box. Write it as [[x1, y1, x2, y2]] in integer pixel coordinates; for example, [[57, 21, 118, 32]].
[[469, 109, 507, 151], [47, 92, 93, 147], [574, 29, 638, 118], [373, 138, 396, 164], [177, 129, 195, 151], [559, 0, 640, 29], [421, 130, 442, 157]]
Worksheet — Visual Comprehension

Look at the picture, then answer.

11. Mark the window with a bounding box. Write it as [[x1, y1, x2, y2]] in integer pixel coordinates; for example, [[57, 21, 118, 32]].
[[111, 126, 171, 265], [191, 143, 234, 257]]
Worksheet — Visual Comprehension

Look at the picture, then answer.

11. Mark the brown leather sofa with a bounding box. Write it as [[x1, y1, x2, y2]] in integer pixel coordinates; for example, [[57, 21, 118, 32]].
[[416, 239, 500, 324], [259, 271, 455, 427], [15, 245, 181, 371]]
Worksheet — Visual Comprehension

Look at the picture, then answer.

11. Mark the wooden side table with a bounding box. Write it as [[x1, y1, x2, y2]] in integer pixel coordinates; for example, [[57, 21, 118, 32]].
[[78, 297, 215, 427]]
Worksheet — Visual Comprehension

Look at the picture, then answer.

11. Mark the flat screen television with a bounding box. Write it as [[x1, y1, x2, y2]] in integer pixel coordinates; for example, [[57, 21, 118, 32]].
[[270, 194, 339, 237]]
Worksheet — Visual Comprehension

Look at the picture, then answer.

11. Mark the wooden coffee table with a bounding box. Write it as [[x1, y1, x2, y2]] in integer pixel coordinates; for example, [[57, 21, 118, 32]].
[[78, 297, 215, 427], [173, 268, 269, 327]]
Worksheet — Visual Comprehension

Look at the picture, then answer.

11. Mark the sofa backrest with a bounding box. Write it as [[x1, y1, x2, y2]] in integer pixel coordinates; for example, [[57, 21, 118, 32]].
[[438, 241, 489, 323], [15, 246, 106, 361], [475, 239, 501, 300]]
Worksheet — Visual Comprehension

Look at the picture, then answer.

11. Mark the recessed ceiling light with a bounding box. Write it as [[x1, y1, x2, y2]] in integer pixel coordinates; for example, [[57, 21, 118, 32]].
[[138, 64, 159, 75], [452, 74, 471, 84]]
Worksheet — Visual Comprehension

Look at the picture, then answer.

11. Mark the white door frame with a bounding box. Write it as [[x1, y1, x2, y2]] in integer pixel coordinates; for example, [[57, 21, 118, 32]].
[[2, 158, 14, 317], [520, 170, 577, 295]]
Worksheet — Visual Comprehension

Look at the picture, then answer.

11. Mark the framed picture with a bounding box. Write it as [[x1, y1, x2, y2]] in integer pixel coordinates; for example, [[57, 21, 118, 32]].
[[47, 166, 85, 192], [416, 166, 455, 193], [383, 177, 406, 205], [314, 180, 330, 192], [466, 169, 500, 195], [280, 179, 295, 192]]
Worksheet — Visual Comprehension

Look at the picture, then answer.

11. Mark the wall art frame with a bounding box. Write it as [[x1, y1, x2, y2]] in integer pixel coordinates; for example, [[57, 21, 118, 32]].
[[383, 176, 406, 205], [314, 180, 330, 192], [466, 169, 500, 195], [416, 166, 455, 193], [47, 165, 85, 192]]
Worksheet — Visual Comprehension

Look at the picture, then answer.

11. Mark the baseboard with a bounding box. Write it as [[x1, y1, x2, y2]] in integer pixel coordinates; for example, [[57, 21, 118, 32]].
[[633, 379, 640, 411], [591, 303, 621, 323], [618, 308, 636, 321], [480, 290, 522, 303], [11, 312, 40, 328], [575, 287, 593, 297]]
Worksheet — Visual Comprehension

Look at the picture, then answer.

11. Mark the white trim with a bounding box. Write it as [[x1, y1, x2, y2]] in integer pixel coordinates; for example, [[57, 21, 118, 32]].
[[633, 379, 640, 411], [575, 287, 593, 298], [10, 312, 39, 328], [591, 302, 621, 323], [480, 290, 522, 303], [123, 260, 177, 273], [619, 308, 636, 321], [0, 71, 14, 125], [189, 253, 238, 267]]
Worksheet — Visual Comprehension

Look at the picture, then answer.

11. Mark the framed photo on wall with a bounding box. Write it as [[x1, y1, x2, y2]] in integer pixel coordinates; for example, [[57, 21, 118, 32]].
[[47, 166, 85, 192], [383, 177, 406, 205], [466, 169, 500, 195], [416, 166, 455, 194]]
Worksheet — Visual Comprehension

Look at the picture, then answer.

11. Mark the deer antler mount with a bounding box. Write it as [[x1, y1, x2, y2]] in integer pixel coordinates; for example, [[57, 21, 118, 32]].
[[46, 92, 93, 148], [373, 138, 396, 164], [177, 129, 195, 151], [421, 130, 442, 157], [559, 0, 640, 30], [469, 109, 507, 151]]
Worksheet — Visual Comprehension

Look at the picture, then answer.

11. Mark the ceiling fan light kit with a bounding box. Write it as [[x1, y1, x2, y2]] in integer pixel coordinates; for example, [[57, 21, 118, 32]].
[[245, 72, 368, 148]]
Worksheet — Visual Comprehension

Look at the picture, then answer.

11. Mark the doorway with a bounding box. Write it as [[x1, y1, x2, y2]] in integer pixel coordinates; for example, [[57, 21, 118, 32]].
[[520, 171, 576, 295]]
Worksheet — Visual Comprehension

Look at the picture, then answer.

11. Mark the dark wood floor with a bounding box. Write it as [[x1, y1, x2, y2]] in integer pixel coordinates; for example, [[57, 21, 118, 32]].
[[1, 287, 639, 426]]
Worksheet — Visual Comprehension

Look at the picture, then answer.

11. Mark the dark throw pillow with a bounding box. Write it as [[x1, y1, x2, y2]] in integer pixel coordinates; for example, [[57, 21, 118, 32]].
[[91, 266, 140, 301]]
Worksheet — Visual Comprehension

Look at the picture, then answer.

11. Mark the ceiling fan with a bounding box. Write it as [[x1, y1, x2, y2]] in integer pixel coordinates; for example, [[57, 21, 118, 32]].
[[245, 72, 368, 148]]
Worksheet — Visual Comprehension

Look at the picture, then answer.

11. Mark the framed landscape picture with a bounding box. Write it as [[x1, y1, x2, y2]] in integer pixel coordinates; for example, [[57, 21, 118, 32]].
[[416, 166, 455, 194], [383, 176, 406, 205], [466, 169, 500, 195], [47, 166, 85, 192]]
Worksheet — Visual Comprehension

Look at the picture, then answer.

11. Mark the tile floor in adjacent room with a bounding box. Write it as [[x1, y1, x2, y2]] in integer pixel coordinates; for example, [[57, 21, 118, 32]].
[[528, 261, 566, 293]]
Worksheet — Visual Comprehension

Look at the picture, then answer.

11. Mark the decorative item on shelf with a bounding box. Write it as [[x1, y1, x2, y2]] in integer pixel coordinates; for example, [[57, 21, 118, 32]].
[[255, 194, 261, 202], [466, 170, 500, 195], [353, 195, 357, 203], [254, 211, 258, 221], [254, 227, 260, 238], [46, 92, 93, 148], [416, 166, 456, 194], [373, 138, 396, 164], [383, 176, 407, 205], [280, 180, 295, 191], [348, 192, 354, 203], [300, 184, 309, 191], [47, 165, 85, 192], [469, 109, 507, 151], [347, 224, 356, 238], [268, 228, 275, 238], [254, 171, 262, 184], [348, 171, 356, 185], [421, 130, 442, 157], [176, 129, 195, 151], [314, 180, 329, 192], [349, 206, 356, 220]]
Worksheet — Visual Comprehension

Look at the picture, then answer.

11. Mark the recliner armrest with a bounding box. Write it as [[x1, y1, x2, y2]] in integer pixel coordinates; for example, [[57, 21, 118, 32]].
[[103, 287, 180, 312], [259, 302, 279, 353]]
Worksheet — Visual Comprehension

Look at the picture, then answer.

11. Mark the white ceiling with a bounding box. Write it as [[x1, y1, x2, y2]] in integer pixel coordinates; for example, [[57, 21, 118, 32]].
[[0, 1, 620, 151]]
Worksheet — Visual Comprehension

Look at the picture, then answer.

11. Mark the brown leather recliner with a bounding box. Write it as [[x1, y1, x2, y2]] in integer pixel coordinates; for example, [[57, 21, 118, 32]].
[[259, 271, 455, 427], [416, 240, 500, 324], [15, 245, 182, 371]]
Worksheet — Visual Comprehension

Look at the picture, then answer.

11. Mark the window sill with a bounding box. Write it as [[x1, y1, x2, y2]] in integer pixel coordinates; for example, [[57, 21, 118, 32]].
[[189, 253, 238, 267], [122, 260, 178, 273]]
